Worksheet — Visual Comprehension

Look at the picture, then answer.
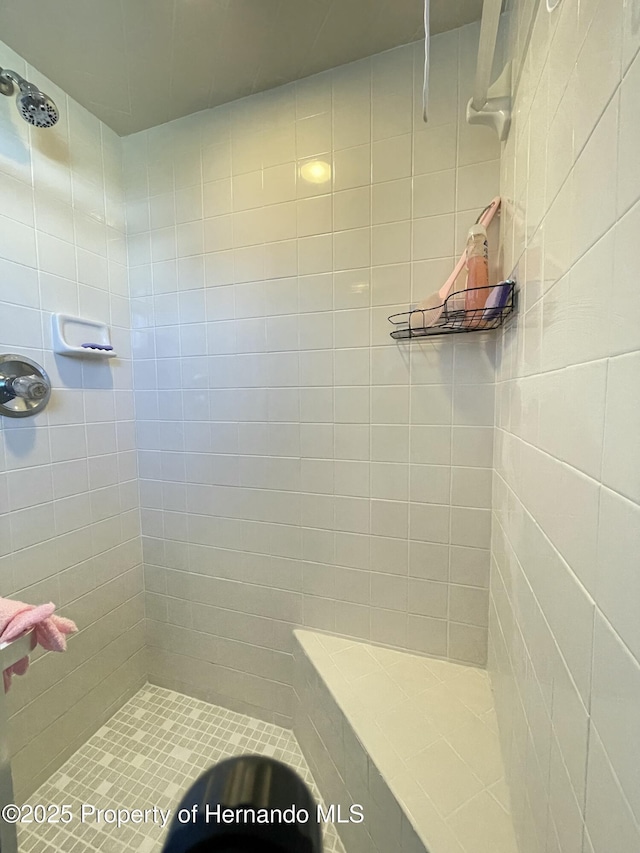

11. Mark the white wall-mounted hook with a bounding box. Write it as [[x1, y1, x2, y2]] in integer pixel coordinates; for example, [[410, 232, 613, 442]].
[[467, 62, 512, 142]]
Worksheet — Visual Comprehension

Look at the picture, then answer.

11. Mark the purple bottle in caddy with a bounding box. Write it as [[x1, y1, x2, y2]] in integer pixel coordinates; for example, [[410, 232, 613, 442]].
[[483, 280, 514, 320]]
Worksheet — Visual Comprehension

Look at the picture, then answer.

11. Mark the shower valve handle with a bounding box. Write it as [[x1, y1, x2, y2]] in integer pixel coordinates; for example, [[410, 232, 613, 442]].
[[8, 375, 49, 401], [0, 355, 51, 418]]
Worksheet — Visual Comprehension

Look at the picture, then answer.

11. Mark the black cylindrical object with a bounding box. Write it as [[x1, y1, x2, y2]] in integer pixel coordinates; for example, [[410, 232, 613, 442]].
[[162, 756, 323, 853]]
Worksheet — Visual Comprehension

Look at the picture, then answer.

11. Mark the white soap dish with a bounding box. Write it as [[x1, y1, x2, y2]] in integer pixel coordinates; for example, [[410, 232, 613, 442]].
[[52, 314, 117, 359]]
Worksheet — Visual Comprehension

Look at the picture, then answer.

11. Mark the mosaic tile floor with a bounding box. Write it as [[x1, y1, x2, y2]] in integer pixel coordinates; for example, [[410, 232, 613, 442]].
[[18, 684, 345, 853]]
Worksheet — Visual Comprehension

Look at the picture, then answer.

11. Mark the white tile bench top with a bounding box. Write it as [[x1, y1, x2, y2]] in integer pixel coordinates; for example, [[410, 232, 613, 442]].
[[295, 629, 518, 853]]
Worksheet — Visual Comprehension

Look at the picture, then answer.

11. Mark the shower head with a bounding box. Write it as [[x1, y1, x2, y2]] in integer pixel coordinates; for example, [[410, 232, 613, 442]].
[[0, 68, 59, 128], [16, 89, 59, 128]]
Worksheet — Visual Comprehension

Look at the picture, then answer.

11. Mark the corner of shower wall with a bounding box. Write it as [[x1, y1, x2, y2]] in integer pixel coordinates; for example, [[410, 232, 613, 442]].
[[0, 38, 145, 800]]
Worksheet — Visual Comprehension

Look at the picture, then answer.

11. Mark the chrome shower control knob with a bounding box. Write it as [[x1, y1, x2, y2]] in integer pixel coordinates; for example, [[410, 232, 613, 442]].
[[10, 375, 48, 400], [0, 355, 51, 418]]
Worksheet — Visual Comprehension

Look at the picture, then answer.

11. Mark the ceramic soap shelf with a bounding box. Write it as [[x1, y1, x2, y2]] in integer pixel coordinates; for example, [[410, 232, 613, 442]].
[[52, 314, 117, 359]]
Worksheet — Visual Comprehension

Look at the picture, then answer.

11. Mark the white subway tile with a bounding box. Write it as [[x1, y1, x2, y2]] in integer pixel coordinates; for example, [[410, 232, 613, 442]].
[[591, 611, 640, 824], [596, 487, 640, 661], [584, 728, 640, 853], [602, 352, 640, 503], [372, 135, 412, 183]]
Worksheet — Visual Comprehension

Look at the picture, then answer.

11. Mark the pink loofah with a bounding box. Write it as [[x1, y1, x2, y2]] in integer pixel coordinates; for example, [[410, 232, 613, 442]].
[[0, 598, 77, 691]]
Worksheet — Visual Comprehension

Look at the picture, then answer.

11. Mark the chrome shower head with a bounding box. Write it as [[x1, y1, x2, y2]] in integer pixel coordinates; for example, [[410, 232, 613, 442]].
[[0, 68, 59, 128], [16, 89, 59, 128]]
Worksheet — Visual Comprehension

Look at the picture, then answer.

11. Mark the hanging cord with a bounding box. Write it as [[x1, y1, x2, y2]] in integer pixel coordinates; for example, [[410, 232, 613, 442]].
[[422, 0, 430, 122]]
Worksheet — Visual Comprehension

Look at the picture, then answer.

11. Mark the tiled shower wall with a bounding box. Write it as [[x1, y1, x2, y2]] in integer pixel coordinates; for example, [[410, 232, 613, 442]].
[[125, 23, 501, 724], [0, 41, 144, 799], [491, 0, 640, 851]]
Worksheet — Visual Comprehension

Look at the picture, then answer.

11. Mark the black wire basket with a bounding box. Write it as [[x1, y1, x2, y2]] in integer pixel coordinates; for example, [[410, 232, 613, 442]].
[[388, 281, 516, 340]]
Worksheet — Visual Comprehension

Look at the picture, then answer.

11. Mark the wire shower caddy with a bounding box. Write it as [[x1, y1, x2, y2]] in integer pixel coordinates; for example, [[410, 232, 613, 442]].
[[388, 281, 516, 340]]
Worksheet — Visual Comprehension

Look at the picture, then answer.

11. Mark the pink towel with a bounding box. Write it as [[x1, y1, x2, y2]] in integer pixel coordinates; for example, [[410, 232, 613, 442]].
[[0, 598, 77, 692]]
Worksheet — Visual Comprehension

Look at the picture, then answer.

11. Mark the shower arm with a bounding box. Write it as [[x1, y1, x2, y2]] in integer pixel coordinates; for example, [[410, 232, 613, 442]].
[[0, 68, 34, 97]]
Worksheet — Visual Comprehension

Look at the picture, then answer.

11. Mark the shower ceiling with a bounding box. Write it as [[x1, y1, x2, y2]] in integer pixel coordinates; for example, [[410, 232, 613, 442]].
[[0, 0, 483, 135]]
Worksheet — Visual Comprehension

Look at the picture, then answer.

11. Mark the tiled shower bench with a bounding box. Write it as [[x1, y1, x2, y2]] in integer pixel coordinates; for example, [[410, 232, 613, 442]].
[[293, 630, 518, 853]]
